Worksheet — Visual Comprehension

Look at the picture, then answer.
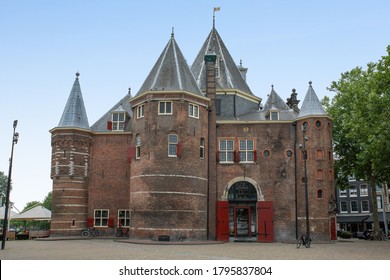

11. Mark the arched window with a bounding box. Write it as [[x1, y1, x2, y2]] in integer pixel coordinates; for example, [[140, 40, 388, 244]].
[[228, 181, 257, 201]]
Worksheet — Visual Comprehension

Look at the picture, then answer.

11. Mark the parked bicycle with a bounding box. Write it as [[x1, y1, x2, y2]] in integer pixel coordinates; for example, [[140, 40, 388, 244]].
[[296, 234, 311, 248], [82, 228, 101, 237], [115, 226, 129, 237]]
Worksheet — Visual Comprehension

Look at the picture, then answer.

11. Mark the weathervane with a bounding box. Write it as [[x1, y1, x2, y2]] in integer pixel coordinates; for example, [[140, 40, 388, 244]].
[[213, 7, 220, 28]]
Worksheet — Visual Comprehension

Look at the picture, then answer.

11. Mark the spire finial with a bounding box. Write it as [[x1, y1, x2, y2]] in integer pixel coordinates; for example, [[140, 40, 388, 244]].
[[75, 72, 80, 78], [128, 87, 131, 95], [171, 27, 174, 38], [213, 7, 220, 29], [309, 80, 312, 85]]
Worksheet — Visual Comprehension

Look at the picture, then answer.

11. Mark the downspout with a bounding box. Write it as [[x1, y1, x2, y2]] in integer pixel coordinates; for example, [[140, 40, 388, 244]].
[[293, 121, 298, 240]]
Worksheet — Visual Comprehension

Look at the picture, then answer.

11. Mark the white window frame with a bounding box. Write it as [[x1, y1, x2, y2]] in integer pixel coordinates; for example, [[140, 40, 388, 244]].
[[340, 201, 348, 213], [339, 189, 347, 197], [349, 186, 357, 197], [361, 200, 370, 213], [360, 184, 368, 196], [168, 134, 178, 157], [377, 195, 383, 210], [136, 135, 141, 159], [219, 140, 234, 163], [239, 139, 254, 163], [137, 104, 144, 119], [118, 209, 131, 227], [159, 101, 173, 115], [189, 103, 199, 119], [270, 111, 279, 120], [112, 112, 126, 131], [200, 138, 205, 159], [350, 201, 358, 213], [94, 209, 109, 227]]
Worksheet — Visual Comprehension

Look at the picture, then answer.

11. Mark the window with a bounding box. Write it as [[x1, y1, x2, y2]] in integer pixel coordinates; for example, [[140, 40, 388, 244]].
[[349, 186, 357, 197], [189, 104, 199, 118], [286, 150, 293, 157], [118, 210, 130, 227], [315, 150, 324, 160], [94, 209, 109, 227], [377, 195, 383, 209], [317, 189, 323, 199], [340, 201, 348, 213], [350, 201, 358, 213], [137, 104, 144, 119], [339, 189, 347, 197], [263, 150, 270, 158], [168, 134, 178, 157], [112, 112, 126, 131], [219, 140, 234, 163], [315, 120, 322, 128], [360, 184, 368, 196], [270, 111, 279, 120], [239, 140, 254, 162], [361, 200, 369, 212], [200, 138, 205, 159], [136, 135, 141, 159], [159, 101, 172, 115]]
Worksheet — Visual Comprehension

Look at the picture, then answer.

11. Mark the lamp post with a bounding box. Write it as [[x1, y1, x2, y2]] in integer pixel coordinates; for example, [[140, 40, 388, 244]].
[[301, 122, 310, 246], [1, 120, 19, 250]]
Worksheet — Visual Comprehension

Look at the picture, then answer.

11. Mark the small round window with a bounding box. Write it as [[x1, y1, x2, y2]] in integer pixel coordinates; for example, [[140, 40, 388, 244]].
[[315, 120, 322, 128], [263, 150, 270, 158], [286, 150, 293, 157]]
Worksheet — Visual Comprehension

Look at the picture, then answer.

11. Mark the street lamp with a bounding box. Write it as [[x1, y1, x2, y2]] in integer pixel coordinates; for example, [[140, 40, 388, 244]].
[[1, 120, 19, 250], [301, 122, 311, 247]]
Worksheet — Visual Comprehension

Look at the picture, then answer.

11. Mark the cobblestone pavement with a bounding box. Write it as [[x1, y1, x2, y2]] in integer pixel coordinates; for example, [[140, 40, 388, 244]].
[[0, 238, 389, 260]]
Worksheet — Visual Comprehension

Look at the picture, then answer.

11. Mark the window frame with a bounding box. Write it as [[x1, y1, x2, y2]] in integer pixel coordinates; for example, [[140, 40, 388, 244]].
[[349, 186, 357, 197], [158, 101, 173, 115], [239, 139, 255, 163], [350, 201, 358, 213], [94, 209, 109, 227], [361, 200, 370, 213], [339, 189, 347, 197], [112, 112, 126, 131], [189, 103, 199, 119], [200, 138, 205, 159], [168, 134, 178, 157], [340, 201, 348, 213], [359, 184, 368, 196], [270, 111, 279, 120], [136, 135, 141, 159], [219, 139, 234, 163], [118, 209, 131, 227], [136, 104, 144, 119]]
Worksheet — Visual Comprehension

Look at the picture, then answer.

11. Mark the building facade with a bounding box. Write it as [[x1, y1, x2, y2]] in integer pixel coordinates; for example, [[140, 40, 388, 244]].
[[50, 26, 336, 242]]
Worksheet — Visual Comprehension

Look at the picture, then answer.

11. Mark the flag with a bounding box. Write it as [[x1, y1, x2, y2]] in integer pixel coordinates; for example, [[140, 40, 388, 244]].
[[214, 7, 220, 12]]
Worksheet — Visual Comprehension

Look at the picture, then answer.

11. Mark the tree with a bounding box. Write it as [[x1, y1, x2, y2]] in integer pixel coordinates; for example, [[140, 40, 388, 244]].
[[328, 45, 390, 239], [42, 192, 52, 211], [0, 171, 7, 205]]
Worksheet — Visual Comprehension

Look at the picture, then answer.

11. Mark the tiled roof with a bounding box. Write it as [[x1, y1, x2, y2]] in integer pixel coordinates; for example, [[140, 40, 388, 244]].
[[57, 73, 90, 129], [191, 28, 253, 95], [297, 82, 327, 117], [262, 86, 290, 111], [136, 33, 204, 97]]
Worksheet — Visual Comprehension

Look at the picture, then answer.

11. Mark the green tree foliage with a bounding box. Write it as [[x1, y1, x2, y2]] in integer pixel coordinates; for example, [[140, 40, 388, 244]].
[[328, 45, 390, 239], [42, 192, 52, 211], [0, 171, 8, 205]]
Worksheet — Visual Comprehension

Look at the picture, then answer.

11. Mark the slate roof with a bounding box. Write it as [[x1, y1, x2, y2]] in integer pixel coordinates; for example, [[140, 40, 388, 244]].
[[297, 82, 327, 118], [191, 28, 254, 95], [262, 86, 291, 111], [57, 73, 90, 129], [136, 33, 204, 97]]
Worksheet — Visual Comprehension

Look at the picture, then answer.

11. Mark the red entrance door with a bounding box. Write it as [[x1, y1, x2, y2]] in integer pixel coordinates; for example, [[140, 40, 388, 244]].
[[257, 201, 274, 242], [216, 201, 229, 241]]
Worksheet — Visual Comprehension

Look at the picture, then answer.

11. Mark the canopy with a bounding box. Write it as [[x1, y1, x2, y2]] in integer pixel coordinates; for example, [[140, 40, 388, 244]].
[[0, 205, 18, 220], [11, 205, 51, 221]]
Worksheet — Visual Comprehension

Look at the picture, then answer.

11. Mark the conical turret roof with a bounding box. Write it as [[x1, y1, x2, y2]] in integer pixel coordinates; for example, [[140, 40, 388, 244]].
[[263, 86, 290, 111], [57, 73, 90, 129], [297, 82, 327, 117], [136, 32, 203, 96], [191, 28, 253, 95]]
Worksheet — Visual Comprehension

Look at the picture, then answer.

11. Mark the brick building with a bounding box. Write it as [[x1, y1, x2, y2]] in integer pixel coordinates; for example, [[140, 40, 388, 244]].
[[50, 26, 336, 242]]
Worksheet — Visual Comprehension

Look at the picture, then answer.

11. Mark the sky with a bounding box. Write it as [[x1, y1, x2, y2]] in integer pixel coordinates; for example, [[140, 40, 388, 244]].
[[0, 0, 389, 211]]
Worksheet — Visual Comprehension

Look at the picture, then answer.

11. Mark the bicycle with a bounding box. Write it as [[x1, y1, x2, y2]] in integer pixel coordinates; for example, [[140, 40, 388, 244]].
[[81, 228, 101, 237], [115, 226, 129, 237], [296, 234, 311, 248]]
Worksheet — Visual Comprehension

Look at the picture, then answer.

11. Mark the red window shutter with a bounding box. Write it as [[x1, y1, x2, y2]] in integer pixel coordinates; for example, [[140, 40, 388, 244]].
[[176, 143, 182, 158], [253, 150, 257, 162], [234, 151, 240, 163], [107, 121, 113, 130], [128, 147, 136, 163], [87, 218, 94, 227], [216, 151, 220, 162], [108, 217, 115, 228]]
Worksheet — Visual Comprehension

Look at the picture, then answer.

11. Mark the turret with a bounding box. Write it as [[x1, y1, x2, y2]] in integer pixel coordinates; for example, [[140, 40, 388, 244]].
[[50, 73, 92, 236]]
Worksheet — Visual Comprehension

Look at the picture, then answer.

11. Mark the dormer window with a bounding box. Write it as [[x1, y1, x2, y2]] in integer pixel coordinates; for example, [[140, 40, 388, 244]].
[[270, 111, 279, 120], [112, 112, 126, 131]]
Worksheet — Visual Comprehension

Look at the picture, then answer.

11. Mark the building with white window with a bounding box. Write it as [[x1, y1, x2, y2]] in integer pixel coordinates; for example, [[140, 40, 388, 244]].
[[50, 24, 335, 242]]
